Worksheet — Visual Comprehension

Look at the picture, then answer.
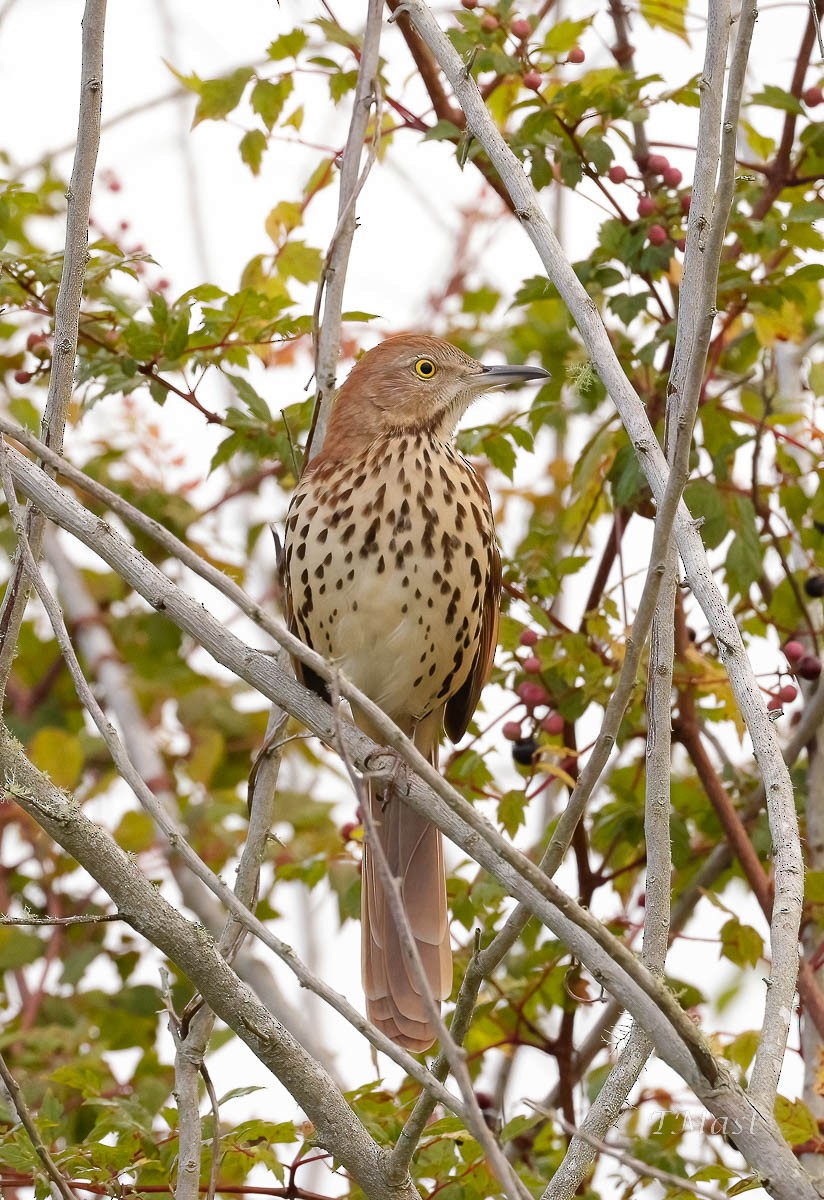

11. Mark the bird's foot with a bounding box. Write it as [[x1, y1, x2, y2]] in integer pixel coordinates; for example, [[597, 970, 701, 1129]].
[[363, 746, 410, 805]]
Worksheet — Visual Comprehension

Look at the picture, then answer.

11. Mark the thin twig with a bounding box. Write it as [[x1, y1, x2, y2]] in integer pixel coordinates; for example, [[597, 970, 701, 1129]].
[[0, 1052, 81, 1200], [0, 0, 106, 701], [0, 912, 121, 926], [534, 1105, 727, 1200], [307, 0, 384, 461]]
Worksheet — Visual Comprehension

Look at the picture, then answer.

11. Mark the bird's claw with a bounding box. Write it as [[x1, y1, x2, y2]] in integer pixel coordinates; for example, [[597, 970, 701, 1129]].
[[363, 746, 410, 800]]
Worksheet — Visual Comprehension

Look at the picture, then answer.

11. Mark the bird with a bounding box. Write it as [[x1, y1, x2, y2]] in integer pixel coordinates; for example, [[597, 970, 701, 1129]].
[[282, 334, 549, 1051]]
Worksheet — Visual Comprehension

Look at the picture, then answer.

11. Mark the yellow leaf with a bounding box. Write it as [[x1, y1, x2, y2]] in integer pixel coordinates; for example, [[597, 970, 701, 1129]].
[[29, 728, 83, 789]]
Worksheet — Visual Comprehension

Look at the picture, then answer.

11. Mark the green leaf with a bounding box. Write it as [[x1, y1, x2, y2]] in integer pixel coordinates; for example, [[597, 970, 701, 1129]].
[[0, 927, 44, 970], [751, 85, 805, 115], [29, 727, 83, 788], [240, 129, 268, 175], [225, 373, 272, 421], [641, 0, 689, 42], [277, 240, 322, 284], [774, 1095, 818, 1145], [329, 69, 359, 103], [251, 77, 293, 130], [719, 918, 763, 968], [192, 67, 254, 125], [267, 29, 309, 60]]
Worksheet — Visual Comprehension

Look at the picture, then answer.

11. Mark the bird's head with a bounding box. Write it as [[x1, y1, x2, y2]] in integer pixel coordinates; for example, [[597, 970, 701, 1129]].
[[320, 334, 549, 458]]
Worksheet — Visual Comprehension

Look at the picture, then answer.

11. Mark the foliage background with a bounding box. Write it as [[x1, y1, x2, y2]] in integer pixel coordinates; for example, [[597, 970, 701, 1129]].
[[1, 0, 824, 1197]]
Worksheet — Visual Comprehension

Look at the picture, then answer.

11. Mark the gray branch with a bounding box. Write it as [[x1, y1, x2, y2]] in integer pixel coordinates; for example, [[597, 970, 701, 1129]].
[[307, 0, 383, 460], [0, 728, 421, 1200], [402, 0, 801, 1130], [0, 0, 106, 697], [5, 445, 822, 1199]]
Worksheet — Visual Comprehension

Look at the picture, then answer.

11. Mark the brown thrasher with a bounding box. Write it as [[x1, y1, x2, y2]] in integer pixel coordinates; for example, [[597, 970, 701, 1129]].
[[283, 334, 548, 1051]]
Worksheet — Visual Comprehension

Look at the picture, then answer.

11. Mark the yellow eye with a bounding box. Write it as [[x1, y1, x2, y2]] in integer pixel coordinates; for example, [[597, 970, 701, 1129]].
[[414, 358, 437, 380]]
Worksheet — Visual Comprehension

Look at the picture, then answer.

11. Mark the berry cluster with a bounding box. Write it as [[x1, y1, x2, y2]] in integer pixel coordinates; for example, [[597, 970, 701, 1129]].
[[458, 3, 585, 92], [504, 628, 566, 766]]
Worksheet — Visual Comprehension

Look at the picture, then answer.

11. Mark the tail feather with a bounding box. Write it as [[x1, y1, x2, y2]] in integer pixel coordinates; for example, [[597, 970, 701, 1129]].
[[360, 711, 452, 1052]]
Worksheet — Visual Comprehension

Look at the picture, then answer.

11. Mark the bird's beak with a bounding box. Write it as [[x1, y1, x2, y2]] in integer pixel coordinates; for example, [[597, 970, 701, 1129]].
[[473, 362, 551, 392]]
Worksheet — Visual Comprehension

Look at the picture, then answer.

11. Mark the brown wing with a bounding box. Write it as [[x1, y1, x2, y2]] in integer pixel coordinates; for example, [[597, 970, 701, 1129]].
[[444, 538, 501, 744]]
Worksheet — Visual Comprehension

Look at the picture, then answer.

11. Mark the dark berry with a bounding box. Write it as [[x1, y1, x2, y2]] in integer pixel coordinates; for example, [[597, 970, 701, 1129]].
[[13, 369, 31, 384], [512, 737, 538, 766], [804, 574, 824, 597], [798, 655, 822, 681], [502, 721, 523, 741]]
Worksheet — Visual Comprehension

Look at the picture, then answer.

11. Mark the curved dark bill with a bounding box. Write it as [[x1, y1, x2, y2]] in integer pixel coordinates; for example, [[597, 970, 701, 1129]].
[[478, 363, 551, 387]]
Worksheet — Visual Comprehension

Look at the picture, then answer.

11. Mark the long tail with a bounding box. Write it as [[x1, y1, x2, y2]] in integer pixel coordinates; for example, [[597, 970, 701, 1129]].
[[360, 713, 452, 1052]]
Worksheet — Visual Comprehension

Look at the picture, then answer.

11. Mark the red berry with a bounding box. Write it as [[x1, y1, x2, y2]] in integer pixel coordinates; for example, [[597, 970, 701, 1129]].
[[608, 164, 628, 184], [675, 237, 686, 252], [647, 224, 668, 246], [784, 640, 805, 663], [798, 655, 822, 681], [523, 655, 541, 674], [637, 195, 656, 217], [510, 17, 531, 37], [481, 14, 499, 30], [779, 684, 798, 703], [541, 712, 565, 735], [13, 369, 31, 384], [523, 69, 542, 91], [461, 0, 478, 8], [803, 85, 823, 107], [156, 278, 170, 291], [519, 628, 539, 647], [567, 45, 585, 64], [26, 331, 46, 351], [340, 821, 358, 841], [647, 154, 670, 174], [503, 721, 523, 741], [680, 193, 691, 213], [108, 179, 122, 193], [767, 695, 783, 712], [517, 681, 550, 709], [663, 166, 683, 187]]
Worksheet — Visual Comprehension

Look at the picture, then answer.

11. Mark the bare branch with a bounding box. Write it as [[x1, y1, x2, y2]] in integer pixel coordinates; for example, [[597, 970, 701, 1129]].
[[0, 729, 423, 1200], [0, 0, 106, 699], [539, 1106, 728, 1200], [5, 447, 822, 1199], [307, 0, 383, 461]]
